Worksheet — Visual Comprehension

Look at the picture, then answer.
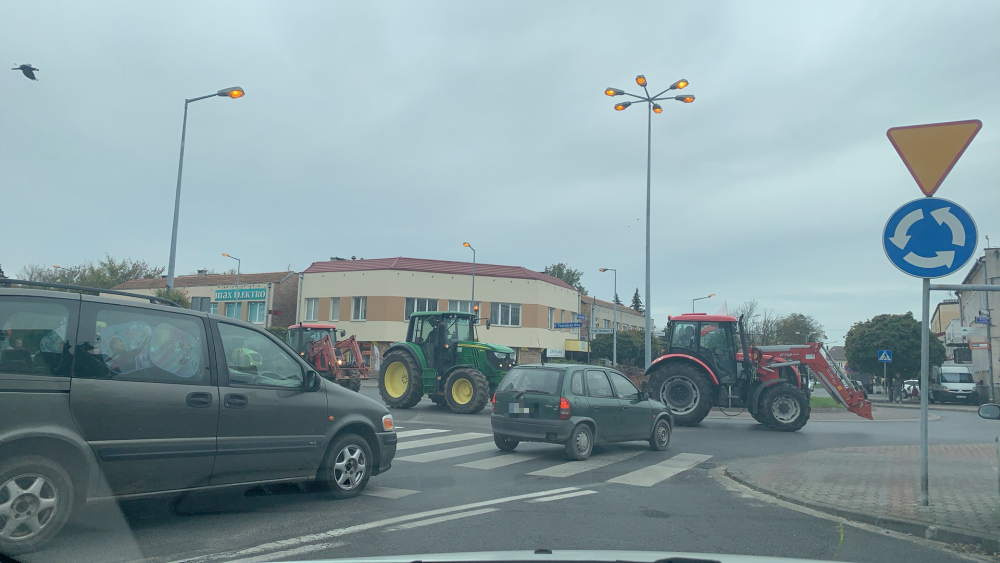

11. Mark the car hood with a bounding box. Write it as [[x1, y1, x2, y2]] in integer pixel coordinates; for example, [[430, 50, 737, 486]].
[[458, 341, 515, 354], [303, 549, 830, 563]]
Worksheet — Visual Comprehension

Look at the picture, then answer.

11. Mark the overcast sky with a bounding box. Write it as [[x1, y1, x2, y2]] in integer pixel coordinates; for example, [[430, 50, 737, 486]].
[[3, 0, 999, 343]]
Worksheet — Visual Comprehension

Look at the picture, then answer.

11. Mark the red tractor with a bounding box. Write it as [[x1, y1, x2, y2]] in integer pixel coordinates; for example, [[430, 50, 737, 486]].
[[639, 313, 872, 431], [285, 323, 371, 392]]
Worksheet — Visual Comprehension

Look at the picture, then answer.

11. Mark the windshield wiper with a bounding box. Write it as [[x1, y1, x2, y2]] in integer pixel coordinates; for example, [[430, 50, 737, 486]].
[[514, 389, 554, 400]]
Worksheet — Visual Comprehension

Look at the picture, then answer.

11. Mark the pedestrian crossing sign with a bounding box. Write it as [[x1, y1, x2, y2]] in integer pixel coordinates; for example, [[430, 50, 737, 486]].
[[878, 350, 892, 363]]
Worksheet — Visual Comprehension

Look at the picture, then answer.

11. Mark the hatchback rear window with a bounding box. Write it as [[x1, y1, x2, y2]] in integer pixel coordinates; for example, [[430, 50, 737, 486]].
[[498, 368, 562, 394]]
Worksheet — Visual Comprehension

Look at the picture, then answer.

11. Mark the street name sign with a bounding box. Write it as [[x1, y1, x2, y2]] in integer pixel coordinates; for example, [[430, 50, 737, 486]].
[[577, 314, 588, 320], [886, 120, 982, 196], [882, 197, 977, 278], [554, 322, 583, 329], [976, 316, 991, 325], [591, 328, 614, 334], [878, 350, 892, 363]]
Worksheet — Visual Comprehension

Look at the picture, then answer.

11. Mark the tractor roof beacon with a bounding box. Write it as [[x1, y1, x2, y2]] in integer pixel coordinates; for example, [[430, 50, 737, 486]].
[[377, 311, 516, 414], [638, 313, 872, 431]]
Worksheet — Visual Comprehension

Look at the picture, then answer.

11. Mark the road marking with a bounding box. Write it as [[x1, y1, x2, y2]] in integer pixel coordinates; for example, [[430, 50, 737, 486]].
[[395, 432, 489, 450], [397, 442, 496, 462], [457, 452, 544, 470], [607, 453, 713, 487], [228, 542, 346, 563], [388, 508, 499, 530], [162, 486, 580, 563], [528, 450, 644, 478], [360, 486, 419, 499], [526, 489, 597, 503], [395, 428, 449, 439]]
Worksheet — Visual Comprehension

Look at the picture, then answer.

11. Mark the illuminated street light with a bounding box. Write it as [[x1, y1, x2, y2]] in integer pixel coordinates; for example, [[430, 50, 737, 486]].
[[692, 293, 716, 312]]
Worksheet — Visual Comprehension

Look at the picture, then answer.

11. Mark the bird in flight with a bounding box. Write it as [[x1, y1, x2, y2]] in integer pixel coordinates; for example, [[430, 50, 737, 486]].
[[12, 64, 39, 80]]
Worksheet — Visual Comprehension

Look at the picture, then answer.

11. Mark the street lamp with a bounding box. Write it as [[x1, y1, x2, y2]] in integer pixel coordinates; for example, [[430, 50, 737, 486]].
[[52, 265, 80, 283], [463, 242, 475, 315], [222, 253, 241, 298], [692, 293, 715, 313], [604, 75, 695, 369], [599, 268, 618, 366], [166, 86, 246, 291]]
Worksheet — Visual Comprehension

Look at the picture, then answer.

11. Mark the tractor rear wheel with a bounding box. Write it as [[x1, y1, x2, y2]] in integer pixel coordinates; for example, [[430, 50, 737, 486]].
[[761, 383, 811, 432], [378, 351, 423, 409], [338, 376, 362, 392], [444, 368, 490, 414], [649, 362, 714, 426]]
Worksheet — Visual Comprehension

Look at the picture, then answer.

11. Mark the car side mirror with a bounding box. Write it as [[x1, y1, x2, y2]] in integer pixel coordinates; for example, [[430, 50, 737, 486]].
[[639, 391, 649, 401], [979, 404, 1000, 420], [304, 370, 321, 391]]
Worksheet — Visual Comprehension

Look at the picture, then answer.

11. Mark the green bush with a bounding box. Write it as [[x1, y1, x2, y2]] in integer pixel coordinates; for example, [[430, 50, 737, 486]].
[[266, 327, 288, 342]]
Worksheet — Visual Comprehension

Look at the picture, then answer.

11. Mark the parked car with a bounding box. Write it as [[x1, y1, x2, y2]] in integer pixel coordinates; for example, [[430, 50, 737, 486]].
[[851, 379, 868, 399], [930, 364, 980, 404], [902, 379, 920, 400], [491, 364, 673, 460], [0, 282, 396, 554]]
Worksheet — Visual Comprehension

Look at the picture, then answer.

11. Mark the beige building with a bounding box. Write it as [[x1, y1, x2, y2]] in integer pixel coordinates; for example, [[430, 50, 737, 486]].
[[955, 249, 1000, 395], [931, 299, 960, 339], [580, 295, 650, 339], [297, 257, 585, 364], [114, 271, 299, 328]]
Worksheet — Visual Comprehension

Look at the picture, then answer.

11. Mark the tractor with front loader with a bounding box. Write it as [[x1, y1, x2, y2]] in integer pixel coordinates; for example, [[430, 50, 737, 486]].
[[378, 311, 516, 414], [637, 312, 872, 431], [285, 323, 371, 392]]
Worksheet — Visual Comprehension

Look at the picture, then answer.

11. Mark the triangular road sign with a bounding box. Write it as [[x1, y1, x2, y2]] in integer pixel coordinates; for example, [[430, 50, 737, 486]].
[[879, 351, 891, 362], [886, 119, 982, 196]]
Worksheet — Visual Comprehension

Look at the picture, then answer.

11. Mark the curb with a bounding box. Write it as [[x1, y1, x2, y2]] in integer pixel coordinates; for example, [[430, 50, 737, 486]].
[[871, 402, 979, 413], [722, 467, 1000, 551]]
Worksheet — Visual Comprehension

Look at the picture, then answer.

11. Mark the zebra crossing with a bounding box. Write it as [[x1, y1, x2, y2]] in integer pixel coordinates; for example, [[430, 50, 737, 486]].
[[391, 426, 712, 487]]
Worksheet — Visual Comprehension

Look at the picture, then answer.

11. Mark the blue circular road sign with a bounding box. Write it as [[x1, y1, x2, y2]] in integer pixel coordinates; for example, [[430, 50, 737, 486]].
[[883, 197, 977, 278]]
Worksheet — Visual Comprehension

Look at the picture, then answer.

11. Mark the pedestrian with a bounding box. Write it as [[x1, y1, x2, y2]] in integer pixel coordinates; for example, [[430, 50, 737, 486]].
[[894, 380, 903, 403]]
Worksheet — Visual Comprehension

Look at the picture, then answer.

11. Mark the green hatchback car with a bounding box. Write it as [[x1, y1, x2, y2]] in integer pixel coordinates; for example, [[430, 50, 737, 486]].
[[491, 364, 673, 460]]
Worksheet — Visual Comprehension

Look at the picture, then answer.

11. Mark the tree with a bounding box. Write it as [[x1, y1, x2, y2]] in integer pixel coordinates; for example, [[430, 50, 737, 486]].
[[844, 312, 946, 390], [775, 313, 827, 345], [613, 293, 622, 305], [17, 255, 163, 289], [154, 287, 191, 309], [630, 288, 644, 314], [730, 300, 780, 345], [0, 265, 6, 279], [543, 263, 587, 295], [590, 329, 663, 369]]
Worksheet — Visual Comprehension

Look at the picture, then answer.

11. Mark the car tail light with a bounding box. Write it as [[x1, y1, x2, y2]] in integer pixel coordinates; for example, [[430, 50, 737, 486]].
[[491, 393, 496, 414], [559, 397, 571, 420]]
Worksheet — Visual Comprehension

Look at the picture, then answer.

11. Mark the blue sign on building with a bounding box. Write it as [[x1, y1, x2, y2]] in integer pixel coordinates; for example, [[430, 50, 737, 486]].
[[882, 197, 977, 278], [554, 322, 583, 329]]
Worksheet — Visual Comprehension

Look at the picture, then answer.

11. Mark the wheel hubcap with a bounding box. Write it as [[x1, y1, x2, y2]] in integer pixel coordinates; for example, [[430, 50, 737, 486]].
[[771, 395, 801, 423], [332, 445, 367, 490], [451, 378, 474, 404], [0, 474, 57, 541], [661, 376, 700, 416], [656, 425, 669, 445], [384, 362, 408, 398], [576, 430, 590, 453]]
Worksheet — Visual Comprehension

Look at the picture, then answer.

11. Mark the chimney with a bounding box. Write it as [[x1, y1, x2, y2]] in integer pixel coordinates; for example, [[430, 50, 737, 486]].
[[197, 269, 208, 276]]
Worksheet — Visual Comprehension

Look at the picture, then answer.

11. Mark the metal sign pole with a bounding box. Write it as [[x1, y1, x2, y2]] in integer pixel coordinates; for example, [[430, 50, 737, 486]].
[[920, 277, 930, 506]]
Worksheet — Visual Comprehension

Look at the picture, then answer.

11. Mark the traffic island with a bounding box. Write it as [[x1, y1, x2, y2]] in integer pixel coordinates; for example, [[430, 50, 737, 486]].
[[724, 444, 1000, 551]]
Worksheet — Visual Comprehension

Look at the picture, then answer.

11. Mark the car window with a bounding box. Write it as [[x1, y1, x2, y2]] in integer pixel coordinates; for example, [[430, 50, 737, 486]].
[[498, 367, 561, 394], [570, 370, 585, 396], [585, 370, 614, 398], [941, 371, 974, 383], [75, 303, 208, 385], [219, 322, 303, 387], [0, 297, 76, 376], [608, 371, 639, 400]]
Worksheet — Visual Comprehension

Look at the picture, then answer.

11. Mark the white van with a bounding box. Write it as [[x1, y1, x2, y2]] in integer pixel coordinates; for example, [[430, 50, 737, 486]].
[[930, 364, 979, 404]]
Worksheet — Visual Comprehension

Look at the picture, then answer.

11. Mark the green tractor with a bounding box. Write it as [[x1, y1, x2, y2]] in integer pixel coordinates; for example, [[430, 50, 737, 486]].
[[378, 311, 516, 414]]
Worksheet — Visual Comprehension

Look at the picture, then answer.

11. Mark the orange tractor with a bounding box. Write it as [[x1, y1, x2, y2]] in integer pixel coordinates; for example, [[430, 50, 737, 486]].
[[285, 323, 371, 392]]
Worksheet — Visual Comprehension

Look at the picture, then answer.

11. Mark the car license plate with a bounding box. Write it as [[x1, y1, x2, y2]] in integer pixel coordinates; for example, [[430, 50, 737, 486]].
[[956, 395, 967, 399]]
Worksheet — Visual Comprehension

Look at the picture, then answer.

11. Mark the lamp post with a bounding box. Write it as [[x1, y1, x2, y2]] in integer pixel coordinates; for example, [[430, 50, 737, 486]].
[[166, 86, 246, 291], [463, 242, 476, 315], [604, 76, 694, 369], [599, 268, 618, 365], [52, 265, 80, 284], [222, 254, 241, 316], [692, 293, 715, 313]]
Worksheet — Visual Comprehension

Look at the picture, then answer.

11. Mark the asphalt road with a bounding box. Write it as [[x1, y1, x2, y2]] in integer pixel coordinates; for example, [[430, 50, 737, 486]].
[[21, 385, 1000, 563]]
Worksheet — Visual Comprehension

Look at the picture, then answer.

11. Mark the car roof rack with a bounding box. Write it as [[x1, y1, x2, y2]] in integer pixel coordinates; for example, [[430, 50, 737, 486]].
[[0, 279, 182, 308]]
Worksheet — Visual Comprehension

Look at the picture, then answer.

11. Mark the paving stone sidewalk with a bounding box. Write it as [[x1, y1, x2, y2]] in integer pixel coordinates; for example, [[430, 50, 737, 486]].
[[726, 444, 1000, 548]]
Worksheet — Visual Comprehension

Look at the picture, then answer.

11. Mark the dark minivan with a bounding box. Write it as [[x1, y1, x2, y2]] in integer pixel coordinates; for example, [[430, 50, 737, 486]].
[[0, 283, 396, 554], [491, 364, 672, 460]]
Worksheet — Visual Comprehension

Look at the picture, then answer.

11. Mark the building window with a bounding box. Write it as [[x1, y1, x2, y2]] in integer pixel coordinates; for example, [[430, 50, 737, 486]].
[[304, 298, 318, 321], [448, 300, 481, 314], [352, 297, 367, 321], [190, 297, 211, 312], [603, 319, 611, 329], [548, 308, 555, 329], [210, 302, 218, 315], [490, 302, 521, 327], [226, 302, 242, 320], [405, 297, 438, 320], [330, 297, 340, 321], [248, 301, 266, 324]]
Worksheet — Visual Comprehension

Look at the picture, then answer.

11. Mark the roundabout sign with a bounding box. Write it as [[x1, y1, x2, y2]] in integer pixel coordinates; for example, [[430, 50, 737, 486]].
[[882, 197, 977, 278]]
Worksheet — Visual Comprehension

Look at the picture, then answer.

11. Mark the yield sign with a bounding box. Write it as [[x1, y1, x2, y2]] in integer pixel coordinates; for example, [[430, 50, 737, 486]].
[[886, 119, 982, 196]]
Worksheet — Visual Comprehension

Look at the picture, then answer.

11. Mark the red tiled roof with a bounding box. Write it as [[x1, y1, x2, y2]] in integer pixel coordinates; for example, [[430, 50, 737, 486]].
[[581, 295, 645, 317], [304, 257, 575, 290], [114, 271, 295, 290]]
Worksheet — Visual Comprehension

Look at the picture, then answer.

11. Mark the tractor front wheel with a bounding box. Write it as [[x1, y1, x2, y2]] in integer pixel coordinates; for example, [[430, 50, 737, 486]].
[[378, 351, 423, 409], [649, 362, 714, 426], [444, 368, 490, 414], [761, 383, 811, 432]]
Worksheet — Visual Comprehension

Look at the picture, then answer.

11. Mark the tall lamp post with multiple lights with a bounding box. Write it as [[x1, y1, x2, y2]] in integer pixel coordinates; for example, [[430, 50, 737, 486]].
[[166, 86, 246, 292], [463, 242, 475, 314], [692, 293, 715, 312], [605, 75, 694, 369], [599, 268, 618, 366]]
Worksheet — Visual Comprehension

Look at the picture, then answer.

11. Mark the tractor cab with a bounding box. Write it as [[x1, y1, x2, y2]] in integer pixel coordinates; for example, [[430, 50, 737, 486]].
[[407, 311, 477, 372], [286, 323, 345, 357], [665, 314, 742, 385]]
